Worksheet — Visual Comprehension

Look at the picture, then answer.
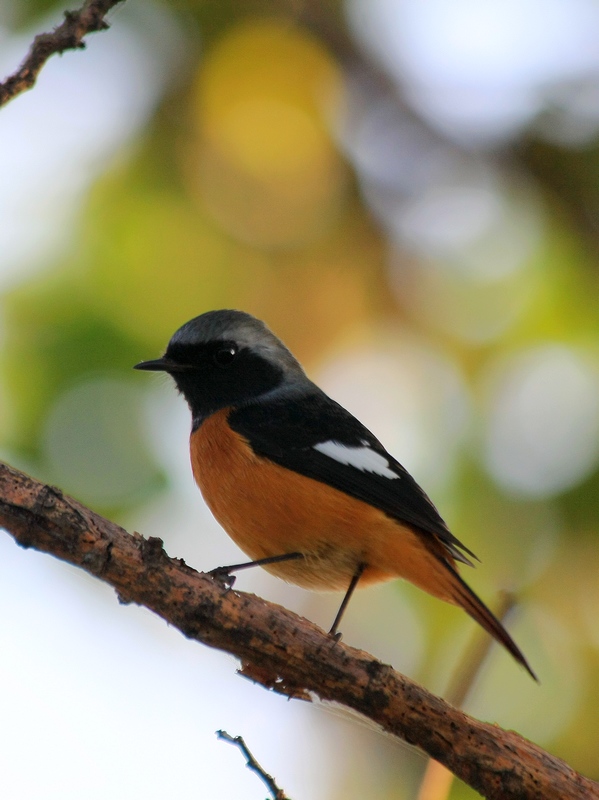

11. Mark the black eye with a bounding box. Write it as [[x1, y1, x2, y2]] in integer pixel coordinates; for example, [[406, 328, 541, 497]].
[[213, 345, 238, 367]]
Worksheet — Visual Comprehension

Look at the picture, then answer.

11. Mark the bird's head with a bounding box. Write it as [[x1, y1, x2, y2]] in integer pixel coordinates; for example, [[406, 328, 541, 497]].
[[134, 309, 307, 425]]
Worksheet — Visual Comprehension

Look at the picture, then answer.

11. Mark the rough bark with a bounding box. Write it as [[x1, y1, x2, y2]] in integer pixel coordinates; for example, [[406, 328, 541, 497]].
[[0, 460, 597, 800]]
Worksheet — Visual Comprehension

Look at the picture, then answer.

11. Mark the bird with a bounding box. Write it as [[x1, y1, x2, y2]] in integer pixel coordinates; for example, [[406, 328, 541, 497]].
[[134, 309, 537, 680]]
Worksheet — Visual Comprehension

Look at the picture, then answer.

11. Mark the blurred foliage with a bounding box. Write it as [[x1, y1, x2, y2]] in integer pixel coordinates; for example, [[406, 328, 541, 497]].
[[1, 0, 599, 798]]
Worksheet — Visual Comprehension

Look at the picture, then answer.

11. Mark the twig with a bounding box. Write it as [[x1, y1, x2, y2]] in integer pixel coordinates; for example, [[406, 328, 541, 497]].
[[0, 460, 597, 800], [217, 730, 290, 800], [445, 592, 518, 709], [0, 0, 125, 108], [416, 593, 517, 800]]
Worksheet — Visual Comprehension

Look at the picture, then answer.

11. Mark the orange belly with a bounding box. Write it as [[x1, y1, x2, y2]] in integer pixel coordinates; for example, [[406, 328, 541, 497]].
[[190, 409, 456, 599]]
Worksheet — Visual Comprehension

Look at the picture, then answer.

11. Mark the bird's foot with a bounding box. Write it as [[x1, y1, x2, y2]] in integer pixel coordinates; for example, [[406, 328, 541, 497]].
[[207, 566, 237, 589]]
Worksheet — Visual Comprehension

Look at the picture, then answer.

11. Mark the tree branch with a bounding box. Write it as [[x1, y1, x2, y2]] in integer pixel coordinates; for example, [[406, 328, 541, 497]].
[[217, 730, 290, 800], [0, 0, 125, 108], [0, 460, 597, 800]]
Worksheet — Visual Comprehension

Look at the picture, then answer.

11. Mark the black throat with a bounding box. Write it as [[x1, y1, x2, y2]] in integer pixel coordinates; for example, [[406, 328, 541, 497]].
[[165, 342, 286, 431]]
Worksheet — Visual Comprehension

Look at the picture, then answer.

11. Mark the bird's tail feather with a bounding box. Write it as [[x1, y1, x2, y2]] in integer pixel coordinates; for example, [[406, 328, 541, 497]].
[[447, 566, 538, 682]]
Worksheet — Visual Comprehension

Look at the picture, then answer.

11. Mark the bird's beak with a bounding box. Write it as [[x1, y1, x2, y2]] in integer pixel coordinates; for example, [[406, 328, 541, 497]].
[[134, 358, 195, 373], [134, 357, 171, 372]]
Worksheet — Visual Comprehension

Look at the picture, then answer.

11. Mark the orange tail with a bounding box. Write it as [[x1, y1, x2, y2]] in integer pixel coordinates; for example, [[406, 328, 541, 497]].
[[447, 565, 538, 681]]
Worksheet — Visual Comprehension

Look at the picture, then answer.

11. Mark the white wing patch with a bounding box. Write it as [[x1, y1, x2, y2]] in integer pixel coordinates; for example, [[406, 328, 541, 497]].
[[313, 440, 400, 480]]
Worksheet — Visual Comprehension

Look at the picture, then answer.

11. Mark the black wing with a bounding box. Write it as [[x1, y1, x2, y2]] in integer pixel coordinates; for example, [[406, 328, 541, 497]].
[[228, 390, 476, 565]]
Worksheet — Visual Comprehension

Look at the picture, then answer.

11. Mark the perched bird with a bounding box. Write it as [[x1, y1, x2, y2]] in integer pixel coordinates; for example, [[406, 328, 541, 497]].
[[135, 309, 536, 680]]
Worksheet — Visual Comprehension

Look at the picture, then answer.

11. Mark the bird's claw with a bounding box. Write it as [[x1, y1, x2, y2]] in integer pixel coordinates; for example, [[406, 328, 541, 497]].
[[208, 567, 237, 589]]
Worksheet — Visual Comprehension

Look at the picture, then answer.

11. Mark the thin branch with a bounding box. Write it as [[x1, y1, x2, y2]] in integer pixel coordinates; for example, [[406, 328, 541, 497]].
[[445, 592, 518, 709], [417, 593, 517, 800], [0, 460, 597, 800], [217, 730, 290, 800], [0, 0, 125, 108]]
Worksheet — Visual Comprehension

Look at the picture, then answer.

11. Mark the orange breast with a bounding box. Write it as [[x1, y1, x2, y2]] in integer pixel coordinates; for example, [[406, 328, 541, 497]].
[[190, 409, 457, 599]]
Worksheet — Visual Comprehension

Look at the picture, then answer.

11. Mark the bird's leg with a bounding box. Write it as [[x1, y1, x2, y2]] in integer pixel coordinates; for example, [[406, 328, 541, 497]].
[[329, 563, 366, 639], [208, 552, 304, 588]]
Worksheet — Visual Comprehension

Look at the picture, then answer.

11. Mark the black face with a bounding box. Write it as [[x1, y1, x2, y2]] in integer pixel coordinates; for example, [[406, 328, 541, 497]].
[[138, 338, 285, 425]]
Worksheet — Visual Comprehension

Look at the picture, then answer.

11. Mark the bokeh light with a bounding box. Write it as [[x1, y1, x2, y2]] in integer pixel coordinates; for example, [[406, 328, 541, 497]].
[[188, 20, 348, 248], [347, 0, 599, 144], [482, 344, 599, 496], [0, 3, 184, 286]]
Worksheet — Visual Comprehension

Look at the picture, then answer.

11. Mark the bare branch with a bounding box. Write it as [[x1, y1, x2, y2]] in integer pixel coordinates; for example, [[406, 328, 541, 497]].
[[0, 0, 125, 108], [417, 593, 518, 800], [0, 460, 597, 800], [217, 730, 290, 800]]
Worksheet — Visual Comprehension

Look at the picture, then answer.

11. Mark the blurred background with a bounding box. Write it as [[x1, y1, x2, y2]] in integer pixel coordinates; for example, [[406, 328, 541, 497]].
[[1, 0, 598, 798]]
